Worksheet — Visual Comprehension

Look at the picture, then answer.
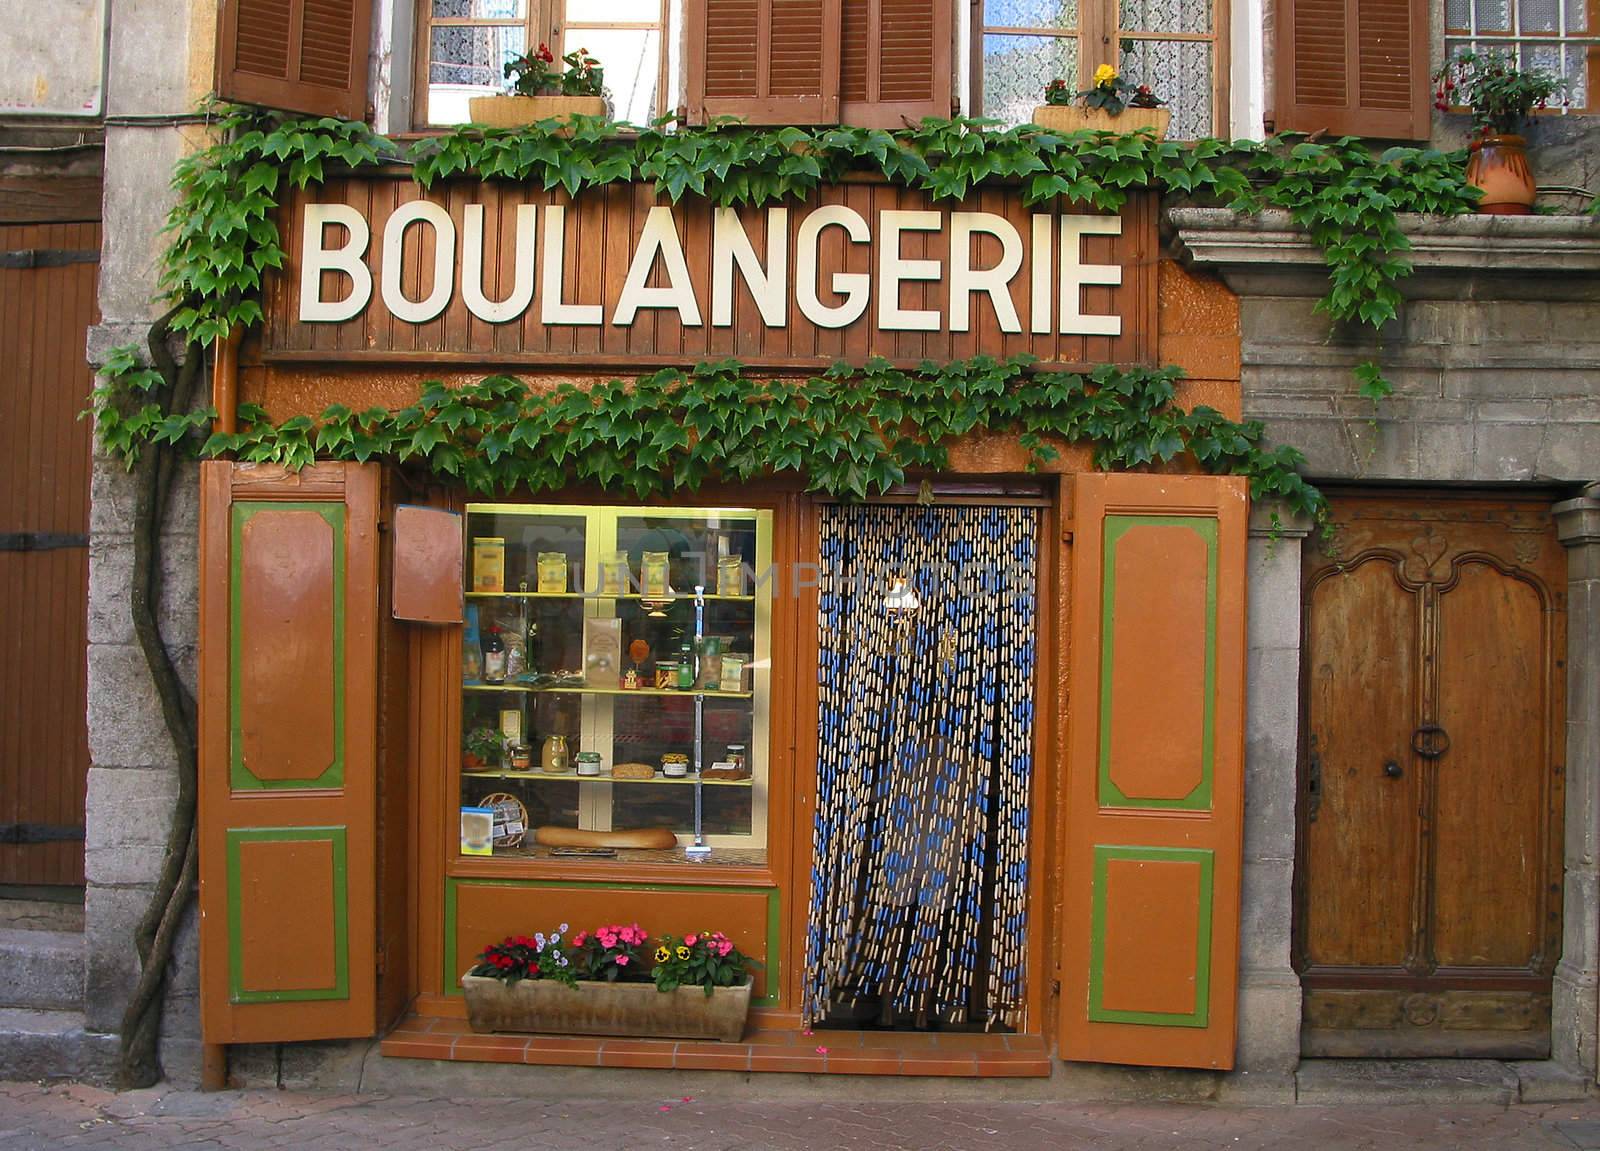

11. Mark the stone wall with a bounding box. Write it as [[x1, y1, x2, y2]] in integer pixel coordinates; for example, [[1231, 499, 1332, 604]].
[[83, 0, 215, 1090]]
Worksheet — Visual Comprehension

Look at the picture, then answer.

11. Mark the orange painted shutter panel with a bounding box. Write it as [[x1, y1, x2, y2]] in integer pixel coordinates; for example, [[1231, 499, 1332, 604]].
[[686, 0, 841, 124], [839, 0, 952, 127], [216, 0, 371, 121], [1274, 0, 1430, 138], [1060, 473, 1247, 1069], [198, 461, 380, 1044]]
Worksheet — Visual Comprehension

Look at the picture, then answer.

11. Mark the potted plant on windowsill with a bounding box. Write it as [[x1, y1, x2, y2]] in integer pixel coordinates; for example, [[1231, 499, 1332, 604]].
[[1432, 49, 1567, 214], [1033, 65, 1170, 138], [460, 924, 759, 1042], [468, 45, 607, 129]]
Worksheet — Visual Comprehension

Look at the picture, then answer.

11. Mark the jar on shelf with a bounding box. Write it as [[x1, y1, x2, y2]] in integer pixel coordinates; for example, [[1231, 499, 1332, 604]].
[[509, 744, 532, 770], [655, 660, 680, 690], [661, 753, 690, 778], [575, 751, 602, 777], [540, 734, 570, 774]]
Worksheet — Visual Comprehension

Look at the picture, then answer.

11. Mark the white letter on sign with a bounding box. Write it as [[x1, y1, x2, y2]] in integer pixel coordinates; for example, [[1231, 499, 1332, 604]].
[[462, 203, 537, 324], [795, 205, 870, 329], [712, 207, 787, 327], [1059, 215, 1122, 336], [381, 199, 456, 324], [299, 203, 372, 323], [949, 212, 1022, 333], [614, 206, 703, 327], [540, 205, 603, 326], [877, 210, 941, 332]]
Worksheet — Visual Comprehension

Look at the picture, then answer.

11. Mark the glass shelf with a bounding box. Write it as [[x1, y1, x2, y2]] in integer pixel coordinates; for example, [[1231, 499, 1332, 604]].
[[463, 770, 753, 787], [463, 682, 754, 700]]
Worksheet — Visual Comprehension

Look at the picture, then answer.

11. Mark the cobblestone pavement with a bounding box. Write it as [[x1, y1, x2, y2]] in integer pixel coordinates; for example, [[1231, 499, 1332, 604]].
[[2, 1082, 1600, 1150]]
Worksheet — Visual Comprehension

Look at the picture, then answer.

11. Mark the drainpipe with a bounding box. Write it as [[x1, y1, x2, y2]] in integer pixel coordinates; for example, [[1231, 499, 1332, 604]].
[[212, 327, 240, 435]]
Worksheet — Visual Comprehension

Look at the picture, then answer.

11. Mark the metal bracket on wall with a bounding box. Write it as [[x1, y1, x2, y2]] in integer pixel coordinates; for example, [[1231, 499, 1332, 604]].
[[0, 248, 99, 269], [0, 824, 86, 845]]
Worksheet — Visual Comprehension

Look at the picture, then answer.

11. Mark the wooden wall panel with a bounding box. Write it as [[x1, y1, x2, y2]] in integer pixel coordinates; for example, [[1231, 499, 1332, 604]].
[[262, 179, 1158, 372], [0, 221, 99, 887]]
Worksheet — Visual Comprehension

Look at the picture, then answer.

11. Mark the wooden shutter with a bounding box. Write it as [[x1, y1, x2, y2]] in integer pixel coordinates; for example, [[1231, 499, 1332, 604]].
[[216, 0, 371, 120], [199, 461, 379, 1044], [1060, 473, 1247, 1069], [687, 0, 842, 124], [1275, 0, 1430, 138], [839, 0, 952, 127]]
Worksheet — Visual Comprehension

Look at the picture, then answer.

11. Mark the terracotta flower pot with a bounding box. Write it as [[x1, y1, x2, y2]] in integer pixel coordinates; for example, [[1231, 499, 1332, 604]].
[[1466, 133, 1536, 215], [466, 94, 607, 129], [460, 974, 753, 1042], [1032, 104, 1171, 139]]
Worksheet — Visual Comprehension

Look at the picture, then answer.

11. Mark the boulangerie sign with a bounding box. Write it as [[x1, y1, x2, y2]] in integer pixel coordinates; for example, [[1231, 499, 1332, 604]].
[[263, 178, 1158, 369]]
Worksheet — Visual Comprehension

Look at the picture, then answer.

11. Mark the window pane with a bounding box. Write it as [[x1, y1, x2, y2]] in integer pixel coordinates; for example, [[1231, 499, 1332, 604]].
[[1119, 0, 1210, 35], [1521, 0, 1560, 33], [1118, 37, 1212, 139], [1570, 0, 1588, 33], [429, 25, 526, 124], [1474, 0, 1512, 32], [982, 33, 1078, 127], [433, 0, 526, 17], [566, 0, 663, 22], [1564, 44, 1588, 105], [1445, 0, 1470, 30], [561, 27, 661, 123], [984, 0, 1078, 30]]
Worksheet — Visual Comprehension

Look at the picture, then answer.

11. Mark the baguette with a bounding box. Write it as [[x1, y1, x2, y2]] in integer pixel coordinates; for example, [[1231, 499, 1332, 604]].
[[533, 825, 677, 849]]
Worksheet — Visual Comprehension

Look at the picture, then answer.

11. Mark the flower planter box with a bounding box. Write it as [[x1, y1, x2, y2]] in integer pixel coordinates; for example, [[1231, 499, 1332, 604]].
[[1031, 104, 1171, 138], [460, 974, 753, 1042], [466, 94, 607, 129]]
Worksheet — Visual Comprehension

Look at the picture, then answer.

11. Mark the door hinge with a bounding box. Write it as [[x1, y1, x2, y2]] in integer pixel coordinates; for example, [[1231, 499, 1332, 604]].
[[0, 248, 98, 270], [0, 531, 89, 552], [0, 823, 85, 844], [376, 946, 387, 976]]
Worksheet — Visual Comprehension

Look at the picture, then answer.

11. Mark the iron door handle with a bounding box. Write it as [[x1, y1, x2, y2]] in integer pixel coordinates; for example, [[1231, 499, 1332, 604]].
[[1307, 748, 1322, 822], [1383, 759, 1403, 779], [1412, 724, 1450, 759]]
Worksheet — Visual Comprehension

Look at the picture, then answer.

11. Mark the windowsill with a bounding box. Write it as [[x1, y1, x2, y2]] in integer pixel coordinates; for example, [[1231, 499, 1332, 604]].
[[447, 847, 773, 886]]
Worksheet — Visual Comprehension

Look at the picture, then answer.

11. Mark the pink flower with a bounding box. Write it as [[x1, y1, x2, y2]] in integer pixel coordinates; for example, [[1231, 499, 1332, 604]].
[[717, 941, 733, 957], [816, 1046, 829, 1054], [615, 954, 630, 966], [572, 931, 587, 947], [684, 934, 698, 946]]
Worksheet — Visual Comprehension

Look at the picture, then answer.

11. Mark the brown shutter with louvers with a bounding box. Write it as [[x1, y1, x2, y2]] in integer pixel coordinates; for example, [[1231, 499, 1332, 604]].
[[216, 0, 371, 120], [1275, 0, 1430, 138], [839, 0, 952, 128], [687, 0, 841, 124]]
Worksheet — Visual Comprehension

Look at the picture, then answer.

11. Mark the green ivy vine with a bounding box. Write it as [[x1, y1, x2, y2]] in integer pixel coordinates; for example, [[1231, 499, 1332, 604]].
[[93, 351, 1324, 520], [162, 102, 1482, 399]]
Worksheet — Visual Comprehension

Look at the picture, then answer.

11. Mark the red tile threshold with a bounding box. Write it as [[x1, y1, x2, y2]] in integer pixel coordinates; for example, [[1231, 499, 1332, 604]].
[[379, 1018, 1050, 1077]]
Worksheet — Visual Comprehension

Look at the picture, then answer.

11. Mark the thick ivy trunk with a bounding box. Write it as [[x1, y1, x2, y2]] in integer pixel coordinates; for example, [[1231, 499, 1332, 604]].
[[116, 315, 204, 1089]]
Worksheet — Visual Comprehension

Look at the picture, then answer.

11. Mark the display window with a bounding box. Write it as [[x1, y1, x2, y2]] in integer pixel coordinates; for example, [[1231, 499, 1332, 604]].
[[456, 502, 774, 866]]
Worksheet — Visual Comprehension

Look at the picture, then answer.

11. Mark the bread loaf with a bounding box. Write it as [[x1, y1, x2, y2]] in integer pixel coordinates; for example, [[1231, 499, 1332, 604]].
[[533, 825, 677, 849], [610, 761, 655, 780]]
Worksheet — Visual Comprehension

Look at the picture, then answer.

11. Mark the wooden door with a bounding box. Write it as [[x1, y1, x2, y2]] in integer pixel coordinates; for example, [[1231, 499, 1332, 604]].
[[198, 461, 380, 1043], [1060, 473, 1248, 1069], [0, 222, 100, 887], [1296, 490, 1566, 1058]]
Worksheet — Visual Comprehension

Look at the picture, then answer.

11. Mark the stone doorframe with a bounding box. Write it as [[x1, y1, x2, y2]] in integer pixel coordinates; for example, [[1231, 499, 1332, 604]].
[[1238, 493, 1600, 1079]]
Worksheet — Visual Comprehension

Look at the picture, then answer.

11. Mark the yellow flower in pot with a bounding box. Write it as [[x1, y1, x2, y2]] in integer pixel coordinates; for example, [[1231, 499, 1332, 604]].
[[1034, 64, 1170, 138]]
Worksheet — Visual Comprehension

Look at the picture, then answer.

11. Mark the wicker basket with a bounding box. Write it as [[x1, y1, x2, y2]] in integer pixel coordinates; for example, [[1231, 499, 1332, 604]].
[[467, 94, 607, 129], [1031, 104, 1171, 138]]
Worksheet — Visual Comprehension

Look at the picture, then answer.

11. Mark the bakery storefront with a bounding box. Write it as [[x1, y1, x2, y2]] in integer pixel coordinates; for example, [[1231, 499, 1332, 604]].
[[195, 169, 1248, 1077]]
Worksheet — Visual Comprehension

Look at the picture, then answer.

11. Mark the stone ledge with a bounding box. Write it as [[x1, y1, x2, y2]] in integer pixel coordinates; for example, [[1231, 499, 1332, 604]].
[[1169, 208, 1600, 276]]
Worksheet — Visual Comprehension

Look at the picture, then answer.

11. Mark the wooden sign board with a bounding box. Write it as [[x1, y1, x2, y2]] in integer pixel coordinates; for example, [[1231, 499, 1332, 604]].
[[262, 178, 1158, 371]]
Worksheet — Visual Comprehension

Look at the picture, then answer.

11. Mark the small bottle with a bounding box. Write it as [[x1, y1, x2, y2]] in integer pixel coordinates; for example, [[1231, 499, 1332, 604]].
[[483, 627, 507, 683], [526, 616, 541, 675], [678, 638, 694, 689]]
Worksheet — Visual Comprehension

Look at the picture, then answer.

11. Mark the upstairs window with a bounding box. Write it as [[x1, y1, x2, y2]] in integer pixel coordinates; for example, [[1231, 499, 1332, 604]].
[[976, 0, 1225, 137], [418, 0, 669, 126], [1444, 0, 1598, 111]]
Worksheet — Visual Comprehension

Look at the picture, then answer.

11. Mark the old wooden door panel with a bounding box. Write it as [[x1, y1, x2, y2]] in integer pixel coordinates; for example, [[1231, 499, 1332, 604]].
[[1433, 562, 1552, 970], [0, 221, 99, 886], [199, 461, 379, 1044], [1301, 556, 1420, 970], [1297, 492, 1565, 1059], [1061, 474, 1247, 1070]]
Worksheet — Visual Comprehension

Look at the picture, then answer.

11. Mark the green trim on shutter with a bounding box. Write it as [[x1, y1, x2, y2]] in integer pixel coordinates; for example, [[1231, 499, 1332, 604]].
[[1097, 514, 1218, 810], [227, 826, 350, 1004], [229, 501, 346, 790], [442, 876, 782, 1006], [1087, 844, 1214, 1027]]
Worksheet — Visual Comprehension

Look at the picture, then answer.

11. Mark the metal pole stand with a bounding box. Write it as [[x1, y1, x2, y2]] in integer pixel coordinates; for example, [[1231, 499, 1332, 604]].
[[685, 585, 712, 860]]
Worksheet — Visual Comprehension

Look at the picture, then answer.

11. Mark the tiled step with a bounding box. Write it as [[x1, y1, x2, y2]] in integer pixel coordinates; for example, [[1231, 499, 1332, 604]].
[[0, 928, 83, 1011], [0, 1008, 116, 1083], [381, 1015, 1051, 1077]]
